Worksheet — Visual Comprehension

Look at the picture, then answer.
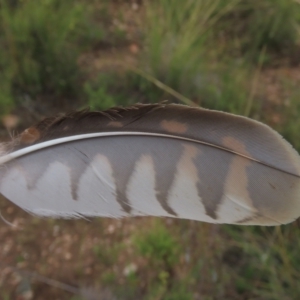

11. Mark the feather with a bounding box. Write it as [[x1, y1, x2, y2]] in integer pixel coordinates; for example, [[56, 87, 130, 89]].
[[0, 103, 300, 226]]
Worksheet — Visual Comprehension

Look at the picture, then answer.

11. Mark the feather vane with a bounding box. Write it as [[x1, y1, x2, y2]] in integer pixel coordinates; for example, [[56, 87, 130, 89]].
[[1, 103, 300, 225]]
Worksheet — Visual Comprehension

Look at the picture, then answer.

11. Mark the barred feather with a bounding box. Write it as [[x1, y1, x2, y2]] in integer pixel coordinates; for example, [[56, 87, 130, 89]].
[[1, 103, 300, 225]]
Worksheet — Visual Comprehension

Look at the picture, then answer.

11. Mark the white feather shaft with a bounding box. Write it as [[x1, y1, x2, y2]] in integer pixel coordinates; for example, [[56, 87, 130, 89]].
[[0, 131, 267, 169]]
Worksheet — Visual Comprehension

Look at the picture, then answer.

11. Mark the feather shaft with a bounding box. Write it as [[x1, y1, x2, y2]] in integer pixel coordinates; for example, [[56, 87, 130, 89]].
[[0, 131, 289, 174]]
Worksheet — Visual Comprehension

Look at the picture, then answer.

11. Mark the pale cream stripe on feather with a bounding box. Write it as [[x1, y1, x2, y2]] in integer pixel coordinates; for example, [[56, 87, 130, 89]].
[[77, 154, 127, 218], [167, 144, 215, 223], [217, 156, 257, 223], [0, 162, 76, 217], [127, 154, 173, 217]]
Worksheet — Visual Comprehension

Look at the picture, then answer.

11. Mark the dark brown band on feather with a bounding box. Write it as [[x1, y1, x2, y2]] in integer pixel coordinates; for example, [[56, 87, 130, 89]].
[[11, 103, 300, 180]]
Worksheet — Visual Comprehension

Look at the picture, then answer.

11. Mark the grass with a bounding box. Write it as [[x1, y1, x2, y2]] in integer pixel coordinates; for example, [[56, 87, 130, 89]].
[[215, 0, 300, 63], [134, 220, 181, 269], [0, 0, 123, 115], [93, 241, 123, 267], [0, 0, 85, 110], [222, 224, 300, 299], [85, 72, 166, 110], [139, 0, 300, 115], [143, 0, 242, 105], [276, 89, 300, 152], [133, 220, 195, 300]]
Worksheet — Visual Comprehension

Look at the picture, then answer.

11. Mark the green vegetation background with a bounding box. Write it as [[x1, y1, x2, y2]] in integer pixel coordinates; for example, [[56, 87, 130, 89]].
[[0, 0, 300, 299]]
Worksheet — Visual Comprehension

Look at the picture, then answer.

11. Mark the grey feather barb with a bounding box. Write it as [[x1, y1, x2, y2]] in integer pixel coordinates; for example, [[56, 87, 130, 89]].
[[0, 103, 300, 226]]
